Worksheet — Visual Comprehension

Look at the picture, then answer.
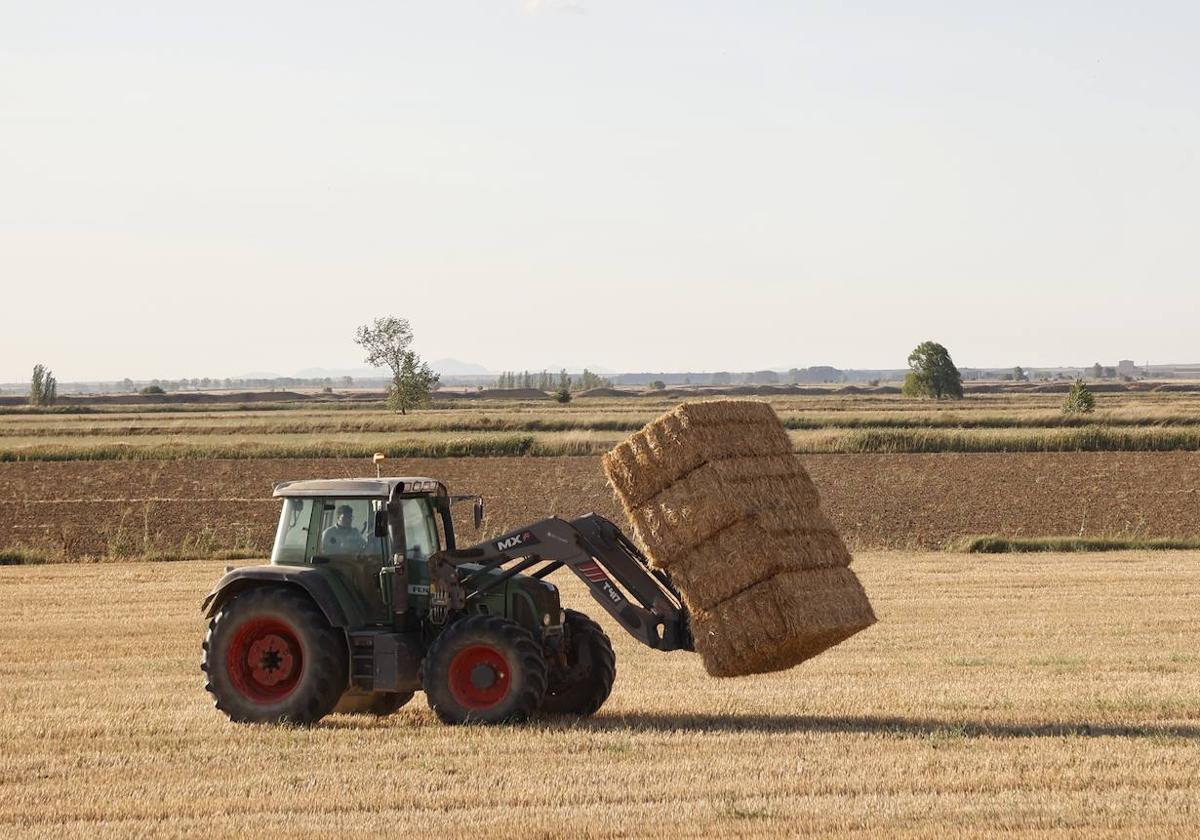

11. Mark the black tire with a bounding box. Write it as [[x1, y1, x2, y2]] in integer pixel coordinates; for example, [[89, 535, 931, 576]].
[[422, 614, 547, 725], [542, 609, 616, 716], [201, 586, 348, 725], [333, 689, 414, 716]]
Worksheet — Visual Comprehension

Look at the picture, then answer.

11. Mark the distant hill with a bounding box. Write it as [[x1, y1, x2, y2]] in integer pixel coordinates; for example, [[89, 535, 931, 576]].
[[429, 358, 492, 376]]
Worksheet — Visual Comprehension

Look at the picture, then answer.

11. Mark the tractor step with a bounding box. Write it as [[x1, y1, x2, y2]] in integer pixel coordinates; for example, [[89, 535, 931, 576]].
[[347, 630, 424, 694]]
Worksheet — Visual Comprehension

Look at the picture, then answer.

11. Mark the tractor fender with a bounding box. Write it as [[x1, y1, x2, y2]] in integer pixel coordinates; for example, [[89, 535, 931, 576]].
[[200, 565, 354, 628]]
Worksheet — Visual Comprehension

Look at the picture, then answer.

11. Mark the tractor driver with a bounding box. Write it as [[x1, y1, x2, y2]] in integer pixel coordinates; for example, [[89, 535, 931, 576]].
[[321, 504, 367, 555]]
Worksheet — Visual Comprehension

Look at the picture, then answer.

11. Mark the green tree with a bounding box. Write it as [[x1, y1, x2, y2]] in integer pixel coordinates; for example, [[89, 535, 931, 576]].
[[140, 385, 165, 395], [392, 351, 439, 414], [354, 317, 440, 414], [554, 369, 572, 403], [1091, 362, 1103, 379], [1012, 366, 1028, 382], [903, 341, 963, 399], [648, 380, 666, 390], [29, 364, 57, 407], [30, 365, 44, 405], [1063, 379, 1095, 414]]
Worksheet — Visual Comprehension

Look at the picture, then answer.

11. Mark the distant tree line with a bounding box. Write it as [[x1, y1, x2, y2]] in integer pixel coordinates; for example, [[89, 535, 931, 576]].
[[494, 369, 612, 391], [612, 368, 845, 387]]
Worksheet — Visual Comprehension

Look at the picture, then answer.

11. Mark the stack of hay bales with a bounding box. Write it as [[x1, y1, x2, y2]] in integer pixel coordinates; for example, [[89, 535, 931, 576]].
[[602, 399, 875, 677]]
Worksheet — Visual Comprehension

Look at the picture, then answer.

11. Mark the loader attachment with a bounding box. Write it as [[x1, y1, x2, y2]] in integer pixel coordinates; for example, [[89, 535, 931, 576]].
[[430, 514, 693, 652]]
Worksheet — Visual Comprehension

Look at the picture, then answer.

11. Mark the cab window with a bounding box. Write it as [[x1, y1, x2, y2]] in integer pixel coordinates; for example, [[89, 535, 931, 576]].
[[272, 498, 314, 564], [318, 499, 386, 560], [401, 498, 440, 561]]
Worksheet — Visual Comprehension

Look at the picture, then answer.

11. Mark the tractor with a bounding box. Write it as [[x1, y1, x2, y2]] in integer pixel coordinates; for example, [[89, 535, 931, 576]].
[[200, 474, 692, 725]]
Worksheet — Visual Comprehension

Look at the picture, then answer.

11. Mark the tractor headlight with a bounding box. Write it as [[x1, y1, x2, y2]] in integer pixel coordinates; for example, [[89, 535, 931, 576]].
[[543, 613, 551, 626]]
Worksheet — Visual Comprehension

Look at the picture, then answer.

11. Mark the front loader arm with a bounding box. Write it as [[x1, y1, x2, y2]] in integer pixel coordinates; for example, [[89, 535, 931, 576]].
[[430, 515, 692, 652]]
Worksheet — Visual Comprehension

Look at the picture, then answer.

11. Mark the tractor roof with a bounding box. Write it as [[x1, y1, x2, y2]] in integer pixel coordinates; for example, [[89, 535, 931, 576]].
[[272, 477, 445, 498]]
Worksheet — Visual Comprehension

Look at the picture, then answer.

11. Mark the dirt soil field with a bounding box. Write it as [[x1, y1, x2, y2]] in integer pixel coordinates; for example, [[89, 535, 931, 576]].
[[0, 552, 1197, 837], [3, 453, 1199, 557]]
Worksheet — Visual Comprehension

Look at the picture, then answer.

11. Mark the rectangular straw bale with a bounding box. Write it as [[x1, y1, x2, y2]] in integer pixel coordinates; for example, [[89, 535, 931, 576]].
[[625, 463, 826, 561], [689, 566, 877, 677], [604, 423, 793, 506], [705, 453, 807, 482], [671, 399, 780, 428], [601, 401, 794, 507], [665, 526, 854, 612]]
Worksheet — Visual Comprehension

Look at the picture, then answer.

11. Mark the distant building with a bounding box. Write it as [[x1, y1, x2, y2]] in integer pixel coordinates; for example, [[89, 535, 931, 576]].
[[1118, 360, 1137, 377]]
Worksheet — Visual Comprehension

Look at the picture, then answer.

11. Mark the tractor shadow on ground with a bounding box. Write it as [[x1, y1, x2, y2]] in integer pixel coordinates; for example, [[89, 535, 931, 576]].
[[553, 713, 1200, 740]]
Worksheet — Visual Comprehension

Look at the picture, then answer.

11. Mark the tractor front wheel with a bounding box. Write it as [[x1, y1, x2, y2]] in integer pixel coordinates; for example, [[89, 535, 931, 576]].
[[422, 615, 547, 725], [542, 609, 616, 716], [202, 586, 348, 725]]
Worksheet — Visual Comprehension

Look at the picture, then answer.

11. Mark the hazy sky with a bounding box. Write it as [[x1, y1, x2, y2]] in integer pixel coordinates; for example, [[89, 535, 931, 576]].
[[3, 1, 1198, 381]]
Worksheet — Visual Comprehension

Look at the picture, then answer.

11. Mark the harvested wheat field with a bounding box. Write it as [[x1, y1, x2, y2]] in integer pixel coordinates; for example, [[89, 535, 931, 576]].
[[1, 552, 1197, 837]]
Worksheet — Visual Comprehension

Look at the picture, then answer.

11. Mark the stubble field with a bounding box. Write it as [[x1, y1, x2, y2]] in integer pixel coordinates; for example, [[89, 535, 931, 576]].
[[1, 551, 1197, 837]]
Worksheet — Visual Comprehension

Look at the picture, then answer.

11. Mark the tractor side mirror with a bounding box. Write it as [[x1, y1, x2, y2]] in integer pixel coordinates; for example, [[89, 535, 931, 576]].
[[473, 497, 484, 530], [374, 508, 389, 538]]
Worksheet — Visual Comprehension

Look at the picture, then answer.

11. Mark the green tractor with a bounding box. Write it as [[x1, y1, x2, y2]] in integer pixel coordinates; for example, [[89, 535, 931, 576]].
[[201, 475, 692, 725]]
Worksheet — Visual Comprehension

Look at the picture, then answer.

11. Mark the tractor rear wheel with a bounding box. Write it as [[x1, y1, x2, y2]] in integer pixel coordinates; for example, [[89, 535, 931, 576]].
[[422, 615, 547, 725], [542, 609, 616, 716], [202, 586, 348, 725]]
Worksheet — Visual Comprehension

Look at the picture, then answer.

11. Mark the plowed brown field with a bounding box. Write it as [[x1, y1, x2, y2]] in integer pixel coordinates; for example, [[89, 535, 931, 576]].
[[3, 452, 1198, 558]]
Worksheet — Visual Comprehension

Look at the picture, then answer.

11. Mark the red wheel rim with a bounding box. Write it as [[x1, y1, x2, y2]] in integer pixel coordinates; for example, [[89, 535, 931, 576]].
[[226, 618, 303, 703], [447, 645, 511, 710]]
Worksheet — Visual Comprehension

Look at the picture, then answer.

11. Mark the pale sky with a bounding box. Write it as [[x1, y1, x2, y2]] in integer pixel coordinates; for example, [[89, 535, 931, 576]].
[[3, 1, 1198, 381]]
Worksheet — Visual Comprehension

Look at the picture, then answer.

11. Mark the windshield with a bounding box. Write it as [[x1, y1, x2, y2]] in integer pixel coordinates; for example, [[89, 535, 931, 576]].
[[318, 498, 387, 561]]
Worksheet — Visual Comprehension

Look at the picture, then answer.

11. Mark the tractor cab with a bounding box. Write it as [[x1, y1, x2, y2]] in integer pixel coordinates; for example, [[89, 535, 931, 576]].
[[268, 476, 476, 624]]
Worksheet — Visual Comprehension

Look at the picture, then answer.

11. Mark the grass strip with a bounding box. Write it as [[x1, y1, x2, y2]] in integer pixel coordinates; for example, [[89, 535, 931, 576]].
[[0, 417, 653, 438], [781, 414, 1200, 430], [0, 435, 541, 462], [0, 546, 264, 565], [0, 548, 51, 565], [964, 536, 1200, 553], [807, 427, 1200, 453]]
